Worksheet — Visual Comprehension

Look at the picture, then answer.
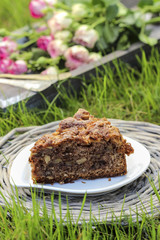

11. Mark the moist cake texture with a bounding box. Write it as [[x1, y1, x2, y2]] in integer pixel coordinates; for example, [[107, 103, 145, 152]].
[[29, 109, 134, 184]]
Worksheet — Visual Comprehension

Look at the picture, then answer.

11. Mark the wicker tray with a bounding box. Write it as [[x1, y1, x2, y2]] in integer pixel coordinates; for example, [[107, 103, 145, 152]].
[[0, 119, 160, 223]]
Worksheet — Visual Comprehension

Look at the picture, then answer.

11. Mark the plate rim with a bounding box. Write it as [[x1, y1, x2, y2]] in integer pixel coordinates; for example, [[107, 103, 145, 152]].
[[10, 136, 151, 195]]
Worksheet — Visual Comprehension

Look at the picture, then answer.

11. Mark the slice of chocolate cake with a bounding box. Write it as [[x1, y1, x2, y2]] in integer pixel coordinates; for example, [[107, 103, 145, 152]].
[[29, 109, 134, 184]]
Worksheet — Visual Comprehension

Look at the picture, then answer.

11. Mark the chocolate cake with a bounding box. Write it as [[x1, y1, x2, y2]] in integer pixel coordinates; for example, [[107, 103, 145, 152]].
[[29, 109, 134, 184]]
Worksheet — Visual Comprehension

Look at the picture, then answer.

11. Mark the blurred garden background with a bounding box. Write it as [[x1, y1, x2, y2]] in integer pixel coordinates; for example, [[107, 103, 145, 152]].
[[0, 0, 138, 30]]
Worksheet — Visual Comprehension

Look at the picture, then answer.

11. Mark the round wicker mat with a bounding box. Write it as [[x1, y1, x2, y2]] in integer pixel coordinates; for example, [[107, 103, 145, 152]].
[[0, 119, 160, 223]]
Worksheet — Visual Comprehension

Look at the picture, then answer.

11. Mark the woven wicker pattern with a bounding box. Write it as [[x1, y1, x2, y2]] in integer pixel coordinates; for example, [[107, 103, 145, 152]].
[[0, 120, 160, 223]]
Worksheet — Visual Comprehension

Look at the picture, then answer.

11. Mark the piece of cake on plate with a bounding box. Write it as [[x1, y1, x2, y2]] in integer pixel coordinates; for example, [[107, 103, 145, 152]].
[[29, 109, 134, 184]]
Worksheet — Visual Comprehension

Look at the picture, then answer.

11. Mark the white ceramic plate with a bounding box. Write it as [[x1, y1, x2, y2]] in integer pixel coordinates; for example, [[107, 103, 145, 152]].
[[10, 136, 150, 195]]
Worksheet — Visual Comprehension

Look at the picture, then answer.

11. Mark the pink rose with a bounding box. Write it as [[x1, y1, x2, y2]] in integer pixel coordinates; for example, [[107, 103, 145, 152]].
[[64, 45, 89, 70], [41, 66, 58, 75], [12, 60, 28, 74], [48, 11, 73, 35], [0, 59, 27, 74], [47, 40, 67, 58], [0, 47, 8, 60], [73, 25, 99, 48], [29, 0, 46, 18], [0, 59, 15, 73], [0, 37, 18, 60], [37, 35, 53, 51]]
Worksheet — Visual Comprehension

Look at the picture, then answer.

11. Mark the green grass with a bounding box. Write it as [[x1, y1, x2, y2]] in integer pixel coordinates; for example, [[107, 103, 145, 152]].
[[0, 0, 34, 30], [0, 180, 160, 239]]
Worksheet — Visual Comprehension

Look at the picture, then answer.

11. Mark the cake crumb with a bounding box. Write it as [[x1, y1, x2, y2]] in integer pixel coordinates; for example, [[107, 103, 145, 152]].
[[81, 181, 86, 184], [108, 178, 111, 181]]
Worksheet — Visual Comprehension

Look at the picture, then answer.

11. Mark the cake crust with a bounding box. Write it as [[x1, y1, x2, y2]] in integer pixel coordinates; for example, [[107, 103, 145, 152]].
[[29, 109, 134, 184], [31, 109, 133, 153]]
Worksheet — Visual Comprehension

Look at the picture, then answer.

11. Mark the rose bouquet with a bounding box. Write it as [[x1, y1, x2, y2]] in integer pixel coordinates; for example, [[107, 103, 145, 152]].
[[0, 0, 160, 76]]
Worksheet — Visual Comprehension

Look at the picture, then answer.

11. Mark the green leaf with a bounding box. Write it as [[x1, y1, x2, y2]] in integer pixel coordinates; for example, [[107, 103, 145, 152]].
[[134, 12, 144, 28], [145, 16, 160, 25], [138, 0, 153, 8], [36, 56, 59, 67], [95, 24, 104, 37], [102, 0, 118, 7], [142, 2, 160, 13], [103, 21, 119, 44], [139, 32, 157, 46], [20, 52, 33, 61], [96, 37, 108, 50], [116, 34, 130, 50], [10, 51, 33, 61], [92, 0, 101, 5], [120, 11, 136, 25], [106, 5, 118, 21], [31, 48, 49, 60], [117, 3, 128, 17]]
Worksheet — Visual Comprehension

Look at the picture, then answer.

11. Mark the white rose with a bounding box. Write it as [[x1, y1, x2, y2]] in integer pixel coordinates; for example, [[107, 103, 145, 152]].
[[47, 39, 67, 58], [64, 45, 89, 70], [72, 3, 88, 19], [88, 52, 102, 63], [48, 11, 73, 35], [41, 66, 58, 75], [54, 30, 72, 42], [55, 11, 72, 29], [73, 25, 99, 48]]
